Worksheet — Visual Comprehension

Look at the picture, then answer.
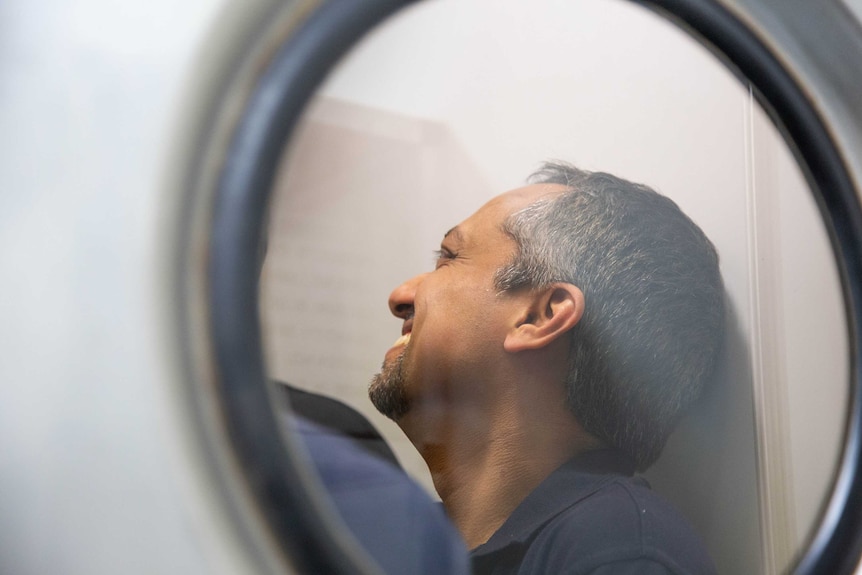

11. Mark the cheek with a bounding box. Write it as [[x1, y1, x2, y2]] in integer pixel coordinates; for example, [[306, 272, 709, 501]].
[[413, 275, 499, 348]]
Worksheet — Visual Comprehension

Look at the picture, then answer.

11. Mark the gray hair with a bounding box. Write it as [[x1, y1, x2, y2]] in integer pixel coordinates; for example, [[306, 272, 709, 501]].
[[496, 161, 726, 470]]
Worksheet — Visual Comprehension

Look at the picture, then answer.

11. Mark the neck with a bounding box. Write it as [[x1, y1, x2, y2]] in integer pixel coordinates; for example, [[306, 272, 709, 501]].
[[397, 392, 600, 549]]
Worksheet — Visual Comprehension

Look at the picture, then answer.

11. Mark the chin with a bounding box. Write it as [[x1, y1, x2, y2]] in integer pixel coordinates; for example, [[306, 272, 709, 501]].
[[368, 352, 411, 420]]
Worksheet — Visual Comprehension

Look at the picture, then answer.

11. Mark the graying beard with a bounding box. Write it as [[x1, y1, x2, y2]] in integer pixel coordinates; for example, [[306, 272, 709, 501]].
[[368, 352, 410, 421]]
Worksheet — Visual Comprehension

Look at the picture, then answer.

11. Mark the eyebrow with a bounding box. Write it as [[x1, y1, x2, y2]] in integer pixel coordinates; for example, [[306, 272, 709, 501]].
[[443, 226, 465, 244]]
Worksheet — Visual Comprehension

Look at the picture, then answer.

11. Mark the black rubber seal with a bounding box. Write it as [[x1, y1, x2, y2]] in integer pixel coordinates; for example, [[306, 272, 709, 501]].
[[208, 1, 419, 573], [207, 0, 862, 573]]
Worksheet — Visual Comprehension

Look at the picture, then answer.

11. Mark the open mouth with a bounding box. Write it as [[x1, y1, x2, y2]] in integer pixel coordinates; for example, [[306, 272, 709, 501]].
[[394, 317, 414, 347], [392, 332, 411, 347]]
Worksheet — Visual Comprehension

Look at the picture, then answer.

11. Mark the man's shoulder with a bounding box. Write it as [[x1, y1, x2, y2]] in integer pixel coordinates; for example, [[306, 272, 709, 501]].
[[523, 475, 716, 574], [472, 453, 717, 575]]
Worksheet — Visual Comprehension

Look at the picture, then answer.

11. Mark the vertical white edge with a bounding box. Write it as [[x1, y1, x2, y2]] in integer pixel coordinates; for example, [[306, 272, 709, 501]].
[[744, 86, 798, 574]]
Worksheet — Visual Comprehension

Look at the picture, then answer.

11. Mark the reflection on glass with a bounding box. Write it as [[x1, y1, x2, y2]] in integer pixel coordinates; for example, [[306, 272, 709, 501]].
[[259, 1, 849, 573]]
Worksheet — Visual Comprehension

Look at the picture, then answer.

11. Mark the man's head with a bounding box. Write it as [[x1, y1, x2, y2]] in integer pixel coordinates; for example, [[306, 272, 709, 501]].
[[368, 183, 572, 422], [370, 161, 725, 471]]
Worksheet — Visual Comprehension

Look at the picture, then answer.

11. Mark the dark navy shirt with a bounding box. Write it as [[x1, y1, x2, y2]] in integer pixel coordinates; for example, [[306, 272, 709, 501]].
[[471, 450, 716, 575]]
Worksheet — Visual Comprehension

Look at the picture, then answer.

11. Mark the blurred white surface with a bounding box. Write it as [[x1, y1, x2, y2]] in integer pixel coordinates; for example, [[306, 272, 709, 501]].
[[0, 1, 280, 574]]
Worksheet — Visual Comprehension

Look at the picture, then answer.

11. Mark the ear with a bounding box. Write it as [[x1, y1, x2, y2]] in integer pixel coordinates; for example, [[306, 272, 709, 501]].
[[504, 283, 585, 353]]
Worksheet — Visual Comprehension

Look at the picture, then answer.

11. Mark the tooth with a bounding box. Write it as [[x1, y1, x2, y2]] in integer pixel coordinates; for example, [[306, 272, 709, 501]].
[[394, 333, 411, 347]]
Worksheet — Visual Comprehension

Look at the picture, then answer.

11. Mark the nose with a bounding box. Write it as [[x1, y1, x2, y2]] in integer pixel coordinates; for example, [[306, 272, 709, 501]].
[[388, 273, 427, 319]]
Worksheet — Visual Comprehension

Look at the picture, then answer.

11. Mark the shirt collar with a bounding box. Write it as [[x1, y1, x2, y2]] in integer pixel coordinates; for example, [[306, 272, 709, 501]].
[[471, 449, 636, 557]]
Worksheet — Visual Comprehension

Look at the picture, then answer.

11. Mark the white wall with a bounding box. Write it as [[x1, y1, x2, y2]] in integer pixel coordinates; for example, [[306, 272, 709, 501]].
[[262, 0, 850, 573], [761, 107, 848, 548], [0, 1, 287, 574]]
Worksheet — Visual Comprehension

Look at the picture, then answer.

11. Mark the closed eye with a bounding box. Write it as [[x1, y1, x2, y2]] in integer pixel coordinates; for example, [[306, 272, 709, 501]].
[[433, 247, 457, 269]]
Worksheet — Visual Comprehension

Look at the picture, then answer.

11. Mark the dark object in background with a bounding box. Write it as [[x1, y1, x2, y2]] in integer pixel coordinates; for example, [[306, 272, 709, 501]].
[[291, 415, 470, 574], [276, 382, 401, 468], [274, 382, 469, 574]]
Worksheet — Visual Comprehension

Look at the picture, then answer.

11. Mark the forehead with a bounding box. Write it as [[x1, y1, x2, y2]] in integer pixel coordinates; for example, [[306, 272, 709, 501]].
[[457, 183, 569, 234]]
